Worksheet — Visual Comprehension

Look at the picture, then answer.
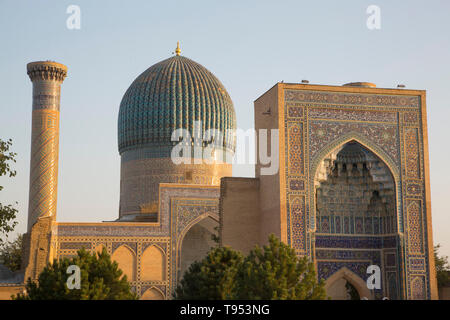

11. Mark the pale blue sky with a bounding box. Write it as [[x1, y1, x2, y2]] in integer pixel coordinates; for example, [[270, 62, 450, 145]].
[[0, 0, 449, 256]]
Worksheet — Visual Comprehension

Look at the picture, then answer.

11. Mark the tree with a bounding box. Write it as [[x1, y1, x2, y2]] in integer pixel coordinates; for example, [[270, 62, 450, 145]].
[[175, 234, 327, 300], [234, 234, 327, 300], [174, 246, 243, 300], [0, 233, 23, 272], [13, 248, 138, 300], [345, 280, 360, 300], [0, 138, 18, 245], [434, 244, 450, 289]]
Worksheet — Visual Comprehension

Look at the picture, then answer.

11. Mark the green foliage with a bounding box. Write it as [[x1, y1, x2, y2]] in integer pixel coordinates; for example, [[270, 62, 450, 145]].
[[175, 234, 327, 300], [345, 280, 360, 300], [0, 234, 23, 272], [211, 226, 220, 245], [434, 244, 450, 288], [13, 248, 138, 300], [234, 234, 326, 300], [174, 246, 243, 300], [0, 138, 18, 244]]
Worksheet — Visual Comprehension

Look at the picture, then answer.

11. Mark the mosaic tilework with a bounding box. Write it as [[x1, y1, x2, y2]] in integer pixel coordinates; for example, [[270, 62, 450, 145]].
[[317, 261, 377, 286], [315, 235, 398, 249], [54, 184, 220, 299], [170, 198, 219, 290], [407, 200, 423, 254], [55, 236, 171, 298], [289, 179, 305, 191], [118, 55, 236, 154], [308, 120, 399, 166], [309, 107, 397, 123], [316, 249, 380, 261], [287, 122, 304, 176], [289, 195, 306, 252], [406, 182, 422, 196], [285, 90, 420, 108], [280, 86, 433, 299], [158, 185, 220, 293], [403, 112, 419, 126], [405, 128, 420, 179], [112, 242, 137, 254], [28, 110, 60, 228], [411, 276, 426, 300], [409, 258, 426, 271], [59, 242, 92, 250], [26, 61, 67, 233], [287, 103, 304, 118]]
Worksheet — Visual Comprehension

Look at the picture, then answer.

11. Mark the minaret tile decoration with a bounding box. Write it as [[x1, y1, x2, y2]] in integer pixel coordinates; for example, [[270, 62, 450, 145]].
[[26, 61, 67, 231]]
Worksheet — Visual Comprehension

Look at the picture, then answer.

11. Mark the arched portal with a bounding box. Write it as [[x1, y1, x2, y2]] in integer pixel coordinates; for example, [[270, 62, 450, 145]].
[[315, 141, 397, 235], [179, 215, 218, 279], [314, 140, 401, 299], [325, 267, 372, 300], [141, 287, 164, 300]]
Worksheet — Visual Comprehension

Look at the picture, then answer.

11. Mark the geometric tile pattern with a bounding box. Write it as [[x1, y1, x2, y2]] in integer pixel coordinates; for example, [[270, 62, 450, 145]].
[[26, 61, 67, 230], [405, 128, 420, 179], [281, 86, 433, 299], [118, 55, 236, 155], [407, 200, 423, 254], [53, 184, 220, 299]]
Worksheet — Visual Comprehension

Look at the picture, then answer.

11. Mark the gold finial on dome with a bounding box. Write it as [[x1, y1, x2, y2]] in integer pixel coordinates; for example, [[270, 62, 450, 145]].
[[175, 41, 181, 56]]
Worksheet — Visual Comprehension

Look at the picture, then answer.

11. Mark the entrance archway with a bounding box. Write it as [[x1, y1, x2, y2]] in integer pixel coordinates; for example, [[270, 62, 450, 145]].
[[179, 216, 218, 279], [325, 267, 372, 300], [314, 141, 397, 235], [313, 140, 400, 299]]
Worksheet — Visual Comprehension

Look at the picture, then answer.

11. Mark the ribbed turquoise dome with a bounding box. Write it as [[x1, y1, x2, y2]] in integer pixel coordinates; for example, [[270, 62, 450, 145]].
[[118, 55, 236, 155]]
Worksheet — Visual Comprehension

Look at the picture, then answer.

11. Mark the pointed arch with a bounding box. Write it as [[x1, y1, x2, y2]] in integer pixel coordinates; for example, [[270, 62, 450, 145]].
[[140, 286, 165, 300], [111, 245, 136, 281], [325, 267, 373, 300], [310, 134, 402, 233], [177, 212, 219, 249], [311, 132, 400, 181], [141, 244, 166, 281], [411, 276, 425, 300], [177, 213, 218, 281]]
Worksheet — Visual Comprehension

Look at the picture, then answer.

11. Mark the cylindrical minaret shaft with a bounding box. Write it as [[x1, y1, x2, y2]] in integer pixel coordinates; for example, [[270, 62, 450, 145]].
[[26, 61, 67, 231]]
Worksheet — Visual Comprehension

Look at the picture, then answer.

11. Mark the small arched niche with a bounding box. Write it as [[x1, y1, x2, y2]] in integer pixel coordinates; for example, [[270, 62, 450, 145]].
[[112, 245, 136, 282], [141, 245, 166, 281], [179, 216, 218, 279], [314, 141, 397, 235], [325, 267, 372, 300], [141, 287, 164, 300]]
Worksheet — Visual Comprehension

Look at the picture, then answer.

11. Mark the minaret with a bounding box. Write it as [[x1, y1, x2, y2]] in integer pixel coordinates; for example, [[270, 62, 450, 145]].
[[26, 61, 67, 230]]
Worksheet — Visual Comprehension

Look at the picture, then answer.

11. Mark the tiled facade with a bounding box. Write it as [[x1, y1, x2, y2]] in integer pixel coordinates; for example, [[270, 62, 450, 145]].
[[266, 83, 436, 299], [49, 184, 220, 299], [26, 61, 67, 230], [18, 55, 234, 300]]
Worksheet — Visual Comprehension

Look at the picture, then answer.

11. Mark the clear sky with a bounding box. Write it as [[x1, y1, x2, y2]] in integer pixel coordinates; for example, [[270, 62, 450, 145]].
[[0, 0, 449, 257]]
